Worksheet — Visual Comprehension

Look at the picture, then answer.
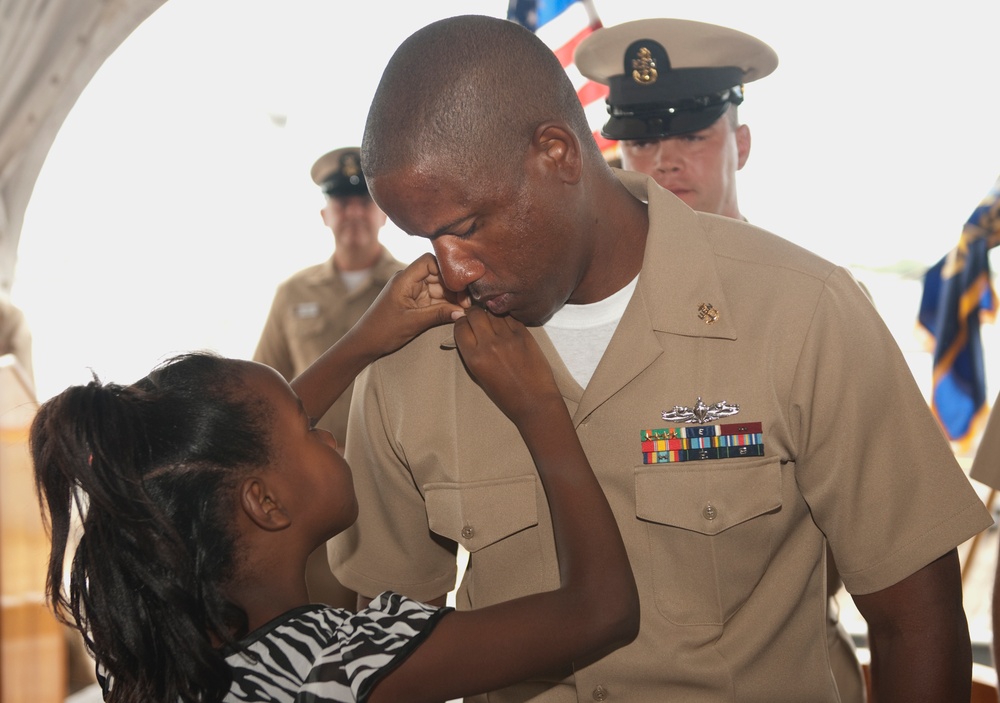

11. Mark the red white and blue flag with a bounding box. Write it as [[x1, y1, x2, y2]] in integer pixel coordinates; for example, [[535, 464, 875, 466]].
[[507, 0, 617, 159]]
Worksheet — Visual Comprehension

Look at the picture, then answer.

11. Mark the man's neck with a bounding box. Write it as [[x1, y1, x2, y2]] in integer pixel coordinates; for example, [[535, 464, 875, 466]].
[[334, 247, 381, 272], [572, 186, 648, 304]]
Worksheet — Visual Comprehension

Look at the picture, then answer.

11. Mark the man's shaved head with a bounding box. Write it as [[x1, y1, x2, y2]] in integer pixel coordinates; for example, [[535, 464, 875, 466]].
[[362, 14, 599, 184]]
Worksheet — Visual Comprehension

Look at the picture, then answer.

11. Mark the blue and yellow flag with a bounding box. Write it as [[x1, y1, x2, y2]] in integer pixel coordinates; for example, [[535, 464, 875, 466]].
[[918, 176, 1000, 448]]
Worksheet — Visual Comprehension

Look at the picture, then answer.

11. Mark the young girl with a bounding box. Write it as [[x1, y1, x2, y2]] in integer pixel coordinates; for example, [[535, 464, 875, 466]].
[[31, 254, 639, 703]]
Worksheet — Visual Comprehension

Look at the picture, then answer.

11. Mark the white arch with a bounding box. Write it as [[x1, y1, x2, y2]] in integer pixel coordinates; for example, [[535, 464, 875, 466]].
[[0, 0, 168, 292]]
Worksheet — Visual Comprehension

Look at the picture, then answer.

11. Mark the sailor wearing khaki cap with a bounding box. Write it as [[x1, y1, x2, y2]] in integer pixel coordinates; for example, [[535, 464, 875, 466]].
[[575, 18, 776, 220], [311, 146, 368, 198]]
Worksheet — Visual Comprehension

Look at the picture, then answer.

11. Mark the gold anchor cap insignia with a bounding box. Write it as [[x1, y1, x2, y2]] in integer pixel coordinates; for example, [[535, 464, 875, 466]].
[[341, 153, 361, 178], [698, 303, 719, 324], [631, 46, 658, 85]]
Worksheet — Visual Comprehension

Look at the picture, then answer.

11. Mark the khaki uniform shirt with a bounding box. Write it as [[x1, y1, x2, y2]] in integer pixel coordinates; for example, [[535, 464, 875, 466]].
[[253, 248, 404, 442], [970, 392, 1000, 489], [331, 171, 991, 701]]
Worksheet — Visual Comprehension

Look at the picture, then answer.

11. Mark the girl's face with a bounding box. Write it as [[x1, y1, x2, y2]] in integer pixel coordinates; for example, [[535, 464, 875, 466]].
[[244, 362, 358, 544]]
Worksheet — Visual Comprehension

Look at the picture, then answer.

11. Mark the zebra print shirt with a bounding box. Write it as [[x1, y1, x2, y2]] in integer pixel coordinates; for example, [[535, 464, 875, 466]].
[[222, 592, 450, 702]]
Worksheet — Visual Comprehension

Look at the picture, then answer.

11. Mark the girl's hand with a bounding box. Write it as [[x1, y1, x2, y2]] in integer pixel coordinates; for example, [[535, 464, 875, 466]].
[[453, 307, 561, 424], [359, 253, 466, 357], [292, 254, 465, 420]]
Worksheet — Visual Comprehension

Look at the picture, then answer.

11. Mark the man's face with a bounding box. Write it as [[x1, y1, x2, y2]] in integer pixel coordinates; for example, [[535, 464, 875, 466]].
[[619, 114, 750, 219], [321, 194, 387, 267], [369, 164, 583, 326]]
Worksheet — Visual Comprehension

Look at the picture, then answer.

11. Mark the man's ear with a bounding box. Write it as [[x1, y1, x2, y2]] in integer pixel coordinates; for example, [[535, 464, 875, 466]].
[[240, 477, 291, 531], [531, 122, 583, 185], [736, 124, 751, 171], [320, 203, 334, 229]]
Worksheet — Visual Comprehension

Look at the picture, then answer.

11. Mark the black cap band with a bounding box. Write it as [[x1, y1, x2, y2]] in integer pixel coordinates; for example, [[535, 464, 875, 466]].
[[602, 83, 743, 140], [321, 171, 368, 198]]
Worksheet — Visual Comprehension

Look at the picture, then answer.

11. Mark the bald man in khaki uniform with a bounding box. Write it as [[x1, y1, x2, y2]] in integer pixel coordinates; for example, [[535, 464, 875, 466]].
[[254, 146, 404, 609], [332, 15, 991, 700], [332, 170, 991, 701]]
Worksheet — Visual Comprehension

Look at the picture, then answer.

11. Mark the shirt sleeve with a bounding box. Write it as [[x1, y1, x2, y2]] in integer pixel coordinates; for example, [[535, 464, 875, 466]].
[[329, 359, 462, 602], [970, 391, 1000, 489], [253, 283, 295, 381], [789, 266, 992, 594], [296, 592, 452, 703]]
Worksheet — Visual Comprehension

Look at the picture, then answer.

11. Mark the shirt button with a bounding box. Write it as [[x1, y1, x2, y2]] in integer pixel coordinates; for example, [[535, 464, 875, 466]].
[[592, 685, 608, 701], [461, 525, 475, 539], [702, 503, 717, 521]]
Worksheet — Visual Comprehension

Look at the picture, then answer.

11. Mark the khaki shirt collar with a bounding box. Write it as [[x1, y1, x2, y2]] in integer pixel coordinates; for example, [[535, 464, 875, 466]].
[[315, 246, 402, 287], [369, 247, 405, 285], [616, 168, 738, 342]]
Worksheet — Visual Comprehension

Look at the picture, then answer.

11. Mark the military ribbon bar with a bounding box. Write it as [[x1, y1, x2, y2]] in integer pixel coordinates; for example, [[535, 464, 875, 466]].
[[640, 423, 764, 464]]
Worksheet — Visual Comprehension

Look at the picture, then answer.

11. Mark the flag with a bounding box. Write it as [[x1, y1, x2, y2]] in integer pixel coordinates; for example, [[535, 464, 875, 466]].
[[506, 0, 617, 160], [918, 175, 1000, 448]]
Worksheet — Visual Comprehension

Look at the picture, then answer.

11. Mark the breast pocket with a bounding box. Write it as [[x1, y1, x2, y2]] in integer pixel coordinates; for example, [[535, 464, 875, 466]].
[[636, 456, 782, 625], [424, 475, 546, 606], [288, 315, 338, 367], [289, 310, 329, 336]]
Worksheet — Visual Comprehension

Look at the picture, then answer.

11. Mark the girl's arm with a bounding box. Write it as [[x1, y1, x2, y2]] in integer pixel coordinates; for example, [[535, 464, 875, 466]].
[[291, 253, 464, 421], [368, 307, 639, 703]]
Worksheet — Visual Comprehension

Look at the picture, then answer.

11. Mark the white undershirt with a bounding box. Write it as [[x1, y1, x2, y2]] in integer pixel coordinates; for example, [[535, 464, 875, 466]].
[[543, 275, 639, 388]]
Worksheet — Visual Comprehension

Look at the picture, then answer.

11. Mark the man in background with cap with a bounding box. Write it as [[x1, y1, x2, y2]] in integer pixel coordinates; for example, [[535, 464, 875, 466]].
[[254, 146, 404, 609], [575, 19, 866, 701], [575, 17, 767, 221]]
